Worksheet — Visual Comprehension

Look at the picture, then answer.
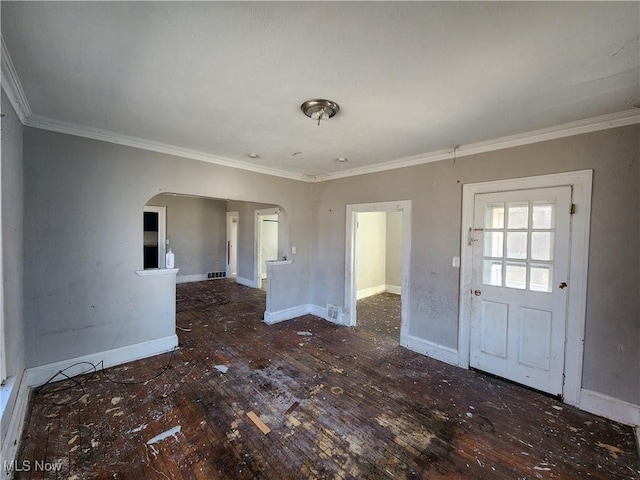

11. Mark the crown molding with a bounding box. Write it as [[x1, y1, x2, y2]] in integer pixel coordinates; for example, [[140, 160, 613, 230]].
[[18, 108, 640, 184], [1, 35, 32, 123], [23, 114, 309, 182], [311, 108, 640, 182]]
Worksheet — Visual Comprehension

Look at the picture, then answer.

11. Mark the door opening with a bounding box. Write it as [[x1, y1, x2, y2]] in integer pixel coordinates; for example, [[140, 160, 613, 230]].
[[345, 201, 411, 346], [354, 211, 403, 341]]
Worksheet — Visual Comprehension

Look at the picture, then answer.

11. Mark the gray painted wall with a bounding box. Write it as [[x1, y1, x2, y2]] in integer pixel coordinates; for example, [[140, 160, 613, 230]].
[[23, 128, 312, 368], [385, 210, 403, 288], [310, 125, 639, 405], [147, 194, 227, 278], [1, 91, 25, 444]]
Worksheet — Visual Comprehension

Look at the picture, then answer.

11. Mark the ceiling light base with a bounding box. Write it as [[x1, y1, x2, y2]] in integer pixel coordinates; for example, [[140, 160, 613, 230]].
[[301, 99, 340, 125]]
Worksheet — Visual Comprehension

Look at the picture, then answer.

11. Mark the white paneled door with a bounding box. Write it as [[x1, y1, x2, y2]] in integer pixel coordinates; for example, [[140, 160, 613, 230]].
[[470, 187, 571, 396]]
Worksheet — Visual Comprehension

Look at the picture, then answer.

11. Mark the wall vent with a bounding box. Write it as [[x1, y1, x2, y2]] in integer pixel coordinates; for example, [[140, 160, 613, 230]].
[[207, 271, 226, 279], [326, 304, 340, 321]]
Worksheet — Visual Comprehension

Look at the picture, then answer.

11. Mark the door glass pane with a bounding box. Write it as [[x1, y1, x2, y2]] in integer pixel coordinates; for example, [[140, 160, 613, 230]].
[[530, 264, 553, 292], [505, 262, 527, 289], [531, 232, 554, 261], [484, 203, 504, 229], [483, 260, 503, 286], [506, 232, 527, 259], [507, 203, 529, 229], [532, 201, 555, 229], [484, 232, 503, 258]]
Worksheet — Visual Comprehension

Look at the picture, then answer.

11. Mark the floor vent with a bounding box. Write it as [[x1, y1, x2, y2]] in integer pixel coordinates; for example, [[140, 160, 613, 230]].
[[326, 304, 340, 321], [207, 271, 226, 279]]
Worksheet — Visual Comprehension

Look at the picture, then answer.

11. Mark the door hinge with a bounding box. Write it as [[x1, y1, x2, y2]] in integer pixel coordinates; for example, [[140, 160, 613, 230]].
[[569, 203, 576, 215]]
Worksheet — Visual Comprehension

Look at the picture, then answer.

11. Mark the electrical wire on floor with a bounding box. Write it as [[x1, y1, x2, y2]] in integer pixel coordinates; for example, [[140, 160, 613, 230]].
[[34, 347, 178, 407]]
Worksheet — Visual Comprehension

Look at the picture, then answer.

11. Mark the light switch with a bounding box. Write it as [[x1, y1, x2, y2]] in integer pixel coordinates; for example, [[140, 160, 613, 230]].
[[452, 256, 460, 268], [292, 246, 297, 255]]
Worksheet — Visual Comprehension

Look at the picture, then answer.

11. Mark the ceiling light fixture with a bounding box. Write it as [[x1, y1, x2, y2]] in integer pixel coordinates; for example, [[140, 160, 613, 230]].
[[301, 99, 340, 126], [248, 153, 260, 159], [335, 157, 349, 163]]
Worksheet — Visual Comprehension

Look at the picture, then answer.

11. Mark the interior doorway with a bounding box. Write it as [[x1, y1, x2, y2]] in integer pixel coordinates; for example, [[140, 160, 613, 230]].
[[354, 211, 403, 340], [345, 201, 411, 345], [226, 211, 238, 278], [255, 208, 280, 289]]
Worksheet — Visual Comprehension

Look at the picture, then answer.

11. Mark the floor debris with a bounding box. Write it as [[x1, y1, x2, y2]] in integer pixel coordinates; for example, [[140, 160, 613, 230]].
[[146, 426, 181, 445], [246, 411, 271, 435], [128, 424, 148, 434], [285, 401, 300, 415], [214, 365, 229, 373]]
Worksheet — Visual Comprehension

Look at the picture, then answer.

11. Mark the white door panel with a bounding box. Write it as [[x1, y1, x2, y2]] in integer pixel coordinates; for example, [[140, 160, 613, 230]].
[[470, 186, 571, 396]]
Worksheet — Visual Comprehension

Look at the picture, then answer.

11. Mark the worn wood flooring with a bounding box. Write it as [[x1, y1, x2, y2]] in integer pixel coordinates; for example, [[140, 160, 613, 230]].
[[14, 279, 639, 479], [357, 292, 401, 341]]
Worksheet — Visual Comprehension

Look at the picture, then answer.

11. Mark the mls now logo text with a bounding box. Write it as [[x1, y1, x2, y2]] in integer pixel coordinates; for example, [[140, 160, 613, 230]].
[[4, 460, 63, 473]]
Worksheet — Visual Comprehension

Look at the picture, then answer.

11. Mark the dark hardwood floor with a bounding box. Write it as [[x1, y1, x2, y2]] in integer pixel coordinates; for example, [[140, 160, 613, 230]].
[[14, 280, 639, 479]]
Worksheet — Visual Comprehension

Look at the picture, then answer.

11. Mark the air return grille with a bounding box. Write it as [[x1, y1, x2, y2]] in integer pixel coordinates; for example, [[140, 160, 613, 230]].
[[326, 304, 340, 321], [207, 271, 226, 279]]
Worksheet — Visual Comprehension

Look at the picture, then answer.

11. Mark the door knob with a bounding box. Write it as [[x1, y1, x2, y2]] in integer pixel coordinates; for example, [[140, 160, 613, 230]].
[[474, 289, 482, 296]]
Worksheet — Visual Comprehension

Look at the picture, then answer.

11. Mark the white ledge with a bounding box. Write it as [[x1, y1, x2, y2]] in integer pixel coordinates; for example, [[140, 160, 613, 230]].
[[135, 268, 180, 277], [266, 260, 293, 266]]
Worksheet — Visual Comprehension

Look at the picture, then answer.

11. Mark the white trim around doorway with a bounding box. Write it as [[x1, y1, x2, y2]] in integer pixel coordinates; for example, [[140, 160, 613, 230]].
[[458, 170, 593, 406]]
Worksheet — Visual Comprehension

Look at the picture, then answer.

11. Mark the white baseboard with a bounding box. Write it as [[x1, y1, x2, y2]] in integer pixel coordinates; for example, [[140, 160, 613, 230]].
[[357, 285, 386, 300], [176, 274, 208, 284], [385, 284, 402, 295], [263, 303, 349, 326], [579, 389, 640, 427], [264, 304, 312, 325], [1, 374, 29, 480], [402, 335, 458, 367], [24, 334, 179, 388], [0, 334, 178, 479], [235, 276, 257, 288]]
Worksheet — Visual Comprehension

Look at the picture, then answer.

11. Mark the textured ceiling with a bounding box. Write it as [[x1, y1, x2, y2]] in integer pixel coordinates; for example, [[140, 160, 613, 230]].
[[2, 2, 639, 179]]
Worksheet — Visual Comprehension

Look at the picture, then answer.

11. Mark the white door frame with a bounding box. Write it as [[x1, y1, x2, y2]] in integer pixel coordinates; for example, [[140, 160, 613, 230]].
[[345, 201, 411, 345], [143, 205, 167, 269], [226, 211, 238, 278], [459, 170, 592, 405], [254, 207, 280, 287]]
